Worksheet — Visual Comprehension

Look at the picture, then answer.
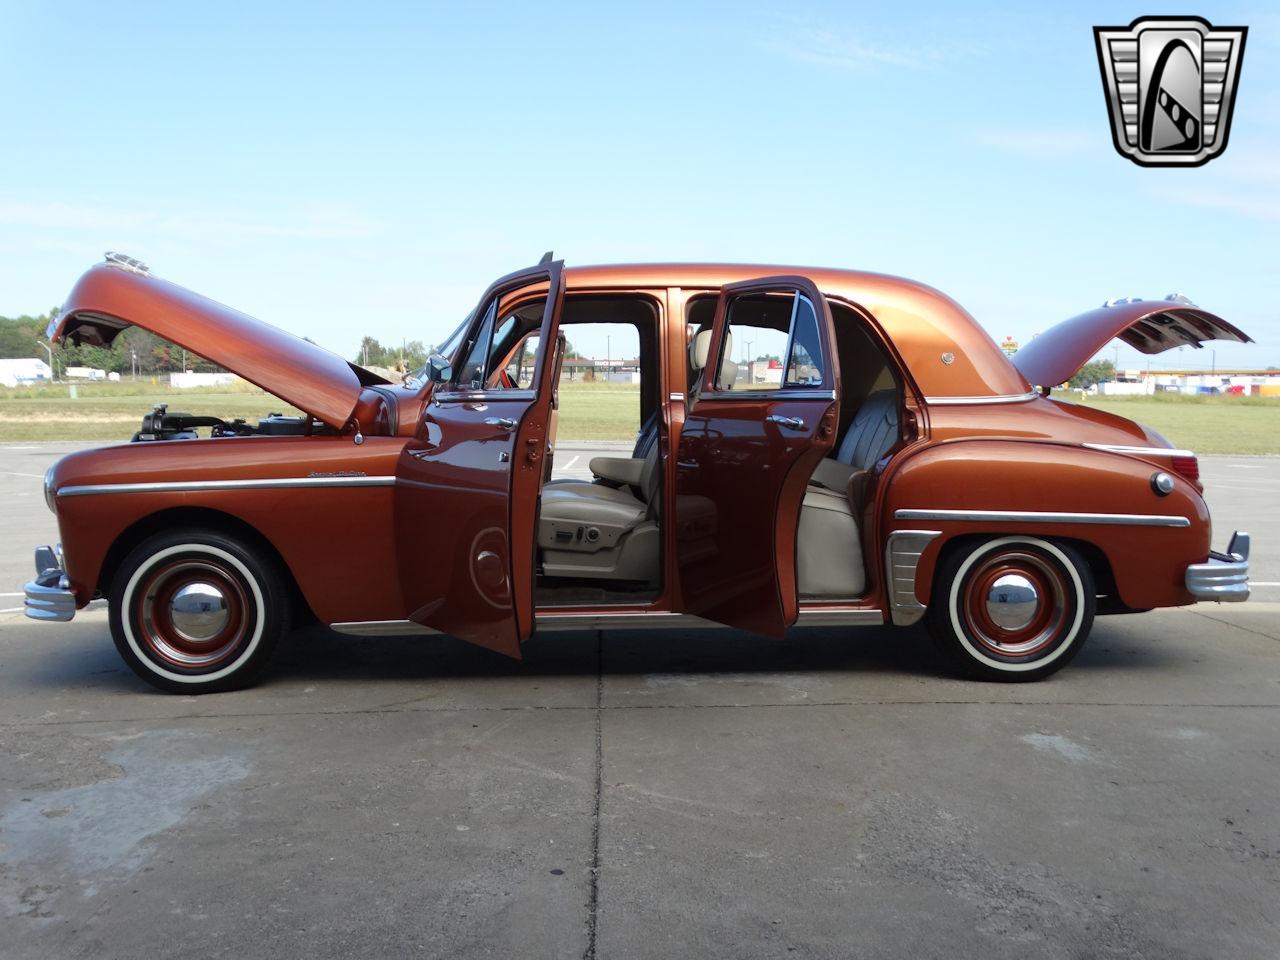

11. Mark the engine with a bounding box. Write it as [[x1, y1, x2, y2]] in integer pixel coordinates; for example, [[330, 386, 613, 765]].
[[131, 404, 336, 442]]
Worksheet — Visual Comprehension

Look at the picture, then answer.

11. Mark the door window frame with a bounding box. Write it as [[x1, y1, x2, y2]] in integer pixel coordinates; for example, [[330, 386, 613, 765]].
[[699, 279, 838, 402], [433, 271, 560, 405]]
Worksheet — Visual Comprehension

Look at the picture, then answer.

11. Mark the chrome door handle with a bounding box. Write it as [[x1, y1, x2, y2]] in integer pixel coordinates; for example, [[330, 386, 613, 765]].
[[484, 417, 516, 430], [766, 415, 806, 431]]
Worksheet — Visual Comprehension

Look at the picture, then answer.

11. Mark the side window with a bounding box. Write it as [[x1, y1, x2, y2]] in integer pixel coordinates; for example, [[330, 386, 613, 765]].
[[455, 297, 546, 391], [785, 295, 825, 387], [456, 299, 498, 389], [717, 291, 826, 392]]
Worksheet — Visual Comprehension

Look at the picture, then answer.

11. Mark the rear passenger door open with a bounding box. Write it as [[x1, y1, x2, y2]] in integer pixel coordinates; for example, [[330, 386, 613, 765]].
[[675, 276, 841, 638]]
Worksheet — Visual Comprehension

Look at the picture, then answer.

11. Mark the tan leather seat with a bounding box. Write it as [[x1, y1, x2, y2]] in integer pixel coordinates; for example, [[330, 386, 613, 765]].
[[537, 435, 661, 582]]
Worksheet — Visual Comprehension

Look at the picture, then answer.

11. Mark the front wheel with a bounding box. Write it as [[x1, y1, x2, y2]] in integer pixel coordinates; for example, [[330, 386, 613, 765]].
[[926, 536, 1095, 682], [109, 529, 291, 693]]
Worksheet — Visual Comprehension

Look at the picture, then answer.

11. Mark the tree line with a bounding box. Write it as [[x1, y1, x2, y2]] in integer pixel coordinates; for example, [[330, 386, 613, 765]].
[[1, 311, 224, 375]]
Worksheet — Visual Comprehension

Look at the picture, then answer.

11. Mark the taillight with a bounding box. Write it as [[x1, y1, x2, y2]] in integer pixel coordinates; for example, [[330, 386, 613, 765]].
[[1170, 454, 1199, 485]]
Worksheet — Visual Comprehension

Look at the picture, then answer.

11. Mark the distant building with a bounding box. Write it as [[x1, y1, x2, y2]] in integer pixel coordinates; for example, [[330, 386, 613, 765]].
[[0, 357, 52, 387], [1094, 369, 1280, 397], [64, 366, 108, 381], [170, 372, 240, 389]]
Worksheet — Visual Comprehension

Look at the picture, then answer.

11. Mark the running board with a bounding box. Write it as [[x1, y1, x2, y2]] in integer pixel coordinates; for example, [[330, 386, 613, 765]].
[[330, 608, 884, 637]]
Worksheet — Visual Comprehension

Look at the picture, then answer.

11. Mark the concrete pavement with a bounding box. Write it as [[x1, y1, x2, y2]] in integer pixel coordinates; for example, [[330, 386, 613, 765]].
[[1, 442, 1277, 958]]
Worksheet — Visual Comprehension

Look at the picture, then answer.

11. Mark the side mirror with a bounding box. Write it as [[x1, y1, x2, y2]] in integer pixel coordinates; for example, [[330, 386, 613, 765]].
[[426, 354, 452, 383]]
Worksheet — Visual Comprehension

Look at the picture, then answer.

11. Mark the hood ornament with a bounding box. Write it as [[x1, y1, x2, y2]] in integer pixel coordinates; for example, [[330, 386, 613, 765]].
[[104, 251, 150, 275]]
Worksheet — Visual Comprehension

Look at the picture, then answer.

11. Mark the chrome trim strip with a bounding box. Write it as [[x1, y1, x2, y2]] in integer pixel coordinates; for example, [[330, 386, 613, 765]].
[[1082, 443, 1197, 458], [922, 391, 1039, 406], [330, 620, 437, 637], [58, 476, 397, 497], [536, 611, 701, 631], [895, 508, 1191, 528], [433, 388, 537, 403], [795, 608, 884, 627], [700, 388, 838, 401], [885, 530, 941, 626], [331, 608, 886, 635]]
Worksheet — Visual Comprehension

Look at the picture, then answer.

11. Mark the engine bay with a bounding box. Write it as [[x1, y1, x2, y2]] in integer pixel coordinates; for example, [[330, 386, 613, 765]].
[[131, 403, 337, 442]]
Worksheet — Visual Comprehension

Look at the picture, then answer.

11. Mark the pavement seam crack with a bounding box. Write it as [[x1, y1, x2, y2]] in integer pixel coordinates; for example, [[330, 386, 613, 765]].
[[1183, 607, 1280, 642], [583, 629, 604, 960]]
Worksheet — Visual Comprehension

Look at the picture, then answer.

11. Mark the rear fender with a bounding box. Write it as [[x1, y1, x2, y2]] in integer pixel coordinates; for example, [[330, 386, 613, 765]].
[[880, 439, 1211, 612]]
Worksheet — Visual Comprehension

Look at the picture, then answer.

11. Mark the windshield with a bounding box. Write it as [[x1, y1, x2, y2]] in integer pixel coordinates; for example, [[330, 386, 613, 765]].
[[404, 310, 473, 387]]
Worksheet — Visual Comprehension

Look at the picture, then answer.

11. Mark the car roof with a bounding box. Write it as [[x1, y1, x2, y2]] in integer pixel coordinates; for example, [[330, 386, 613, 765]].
[[563, 263, 1030, 400]]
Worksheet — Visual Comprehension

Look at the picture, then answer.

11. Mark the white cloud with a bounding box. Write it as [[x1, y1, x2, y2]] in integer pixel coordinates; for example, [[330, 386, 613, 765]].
[[759, 17, 980, 73]]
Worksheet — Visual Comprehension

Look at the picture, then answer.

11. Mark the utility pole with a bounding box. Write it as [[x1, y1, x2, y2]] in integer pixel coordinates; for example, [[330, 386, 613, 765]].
[[606, 335, 611, 381], [37, 340, 55, 381]]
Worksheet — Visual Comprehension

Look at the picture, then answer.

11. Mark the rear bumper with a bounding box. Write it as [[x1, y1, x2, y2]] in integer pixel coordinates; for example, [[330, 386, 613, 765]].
[[1185, 531, 1250, 603], [24, 545, 76, 622]]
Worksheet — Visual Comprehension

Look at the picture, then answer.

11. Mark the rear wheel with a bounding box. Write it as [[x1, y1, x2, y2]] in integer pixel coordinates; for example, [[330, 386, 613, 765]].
[[926, 536, 1095, 681], [109, 529, 290, 693]]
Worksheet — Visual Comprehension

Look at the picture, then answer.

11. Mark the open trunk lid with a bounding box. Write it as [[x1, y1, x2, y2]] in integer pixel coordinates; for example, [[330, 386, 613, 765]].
[[1013, 297, 1253, 389], [50, 257, 364, 430]]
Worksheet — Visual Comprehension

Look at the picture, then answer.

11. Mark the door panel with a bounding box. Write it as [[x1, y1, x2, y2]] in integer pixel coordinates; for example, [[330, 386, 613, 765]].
[[395, 263, 565, 656], [675, 276, 840, 638]]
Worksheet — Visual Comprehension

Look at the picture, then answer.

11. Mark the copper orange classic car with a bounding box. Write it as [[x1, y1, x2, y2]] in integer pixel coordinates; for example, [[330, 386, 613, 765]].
[[25, 253, 1253, 692]]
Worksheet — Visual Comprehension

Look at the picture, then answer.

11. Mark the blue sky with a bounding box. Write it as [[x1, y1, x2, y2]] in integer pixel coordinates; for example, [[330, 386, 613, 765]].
[[1, 1, 1276, 370]]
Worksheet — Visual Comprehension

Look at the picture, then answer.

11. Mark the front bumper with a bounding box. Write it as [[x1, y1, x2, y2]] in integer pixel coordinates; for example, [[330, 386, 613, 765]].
[[1185, 531, 1250, 602], [24, 545, 76, 622]]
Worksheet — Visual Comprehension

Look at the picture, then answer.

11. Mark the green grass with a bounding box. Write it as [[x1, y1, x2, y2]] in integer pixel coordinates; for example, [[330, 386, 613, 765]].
[[4, 380, 1276, 454], [556, 381, 641, 441], [0, 379, 640, 444], [1064, 393, 1280, 455], [0, 382, 303, 442]]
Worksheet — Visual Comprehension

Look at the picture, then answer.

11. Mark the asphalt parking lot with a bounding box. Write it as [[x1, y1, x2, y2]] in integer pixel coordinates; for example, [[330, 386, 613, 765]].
[[2, 442, 1278, 959]]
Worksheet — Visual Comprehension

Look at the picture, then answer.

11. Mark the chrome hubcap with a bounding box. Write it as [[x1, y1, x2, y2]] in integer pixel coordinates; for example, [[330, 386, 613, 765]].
[[985, 573, 1040, 631], [169, 581, 230, 641]]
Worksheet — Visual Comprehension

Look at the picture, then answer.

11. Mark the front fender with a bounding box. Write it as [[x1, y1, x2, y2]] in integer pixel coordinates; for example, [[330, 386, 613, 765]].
[[49, 435, 410, 622], [880, 439, 1211, 611]]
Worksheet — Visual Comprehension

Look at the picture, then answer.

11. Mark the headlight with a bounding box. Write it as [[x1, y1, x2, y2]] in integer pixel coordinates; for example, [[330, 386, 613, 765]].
[[44, 465, 56, 512]]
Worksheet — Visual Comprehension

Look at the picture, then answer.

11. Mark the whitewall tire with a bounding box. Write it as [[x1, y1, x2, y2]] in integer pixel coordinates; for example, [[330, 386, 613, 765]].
[[926, 536, 1095, 682], [108, 529, 290, 693]]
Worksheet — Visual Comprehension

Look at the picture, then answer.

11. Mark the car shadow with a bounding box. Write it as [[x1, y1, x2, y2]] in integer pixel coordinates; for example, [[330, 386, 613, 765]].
[[9, 615, 1185, 697], [265, 622, 954, 685]]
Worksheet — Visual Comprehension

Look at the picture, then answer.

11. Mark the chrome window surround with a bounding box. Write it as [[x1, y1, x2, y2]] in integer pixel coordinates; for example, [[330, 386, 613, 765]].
[[895, 508, 1191, 528], [884, 530, 941, 626]]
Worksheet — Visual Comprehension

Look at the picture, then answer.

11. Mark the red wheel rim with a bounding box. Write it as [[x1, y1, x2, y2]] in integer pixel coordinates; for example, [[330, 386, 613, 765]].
[[959, 548, 1072, 662], [133, 558, 253, 671]]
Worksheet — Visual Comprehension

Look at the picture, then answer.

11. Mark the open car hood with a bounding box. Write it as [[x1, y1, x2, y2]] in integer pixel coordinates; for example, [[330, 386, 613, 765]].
[[51, 260, 366, 430], [1013, 297, 1252, 389]]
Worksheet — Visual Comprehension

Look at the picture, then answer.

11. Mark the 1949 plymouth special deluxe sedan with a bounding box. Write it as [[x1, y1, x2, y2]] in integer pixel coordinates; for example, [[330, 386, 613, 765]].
[[25, 253, 1253, 691]]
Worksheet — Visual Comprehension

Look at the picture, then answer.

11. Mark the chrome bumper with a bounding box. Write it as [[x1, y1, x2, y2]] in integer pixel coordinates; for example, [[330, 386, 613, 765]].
[[1185, 531, 1250, 603], [24, 545, 76, 622]]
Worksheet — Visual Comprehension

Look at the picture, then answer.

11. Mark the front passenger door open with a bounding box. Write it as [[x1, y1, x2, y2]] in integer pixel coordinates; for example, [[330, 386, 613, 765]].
[[394, 262, 565, 657]]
